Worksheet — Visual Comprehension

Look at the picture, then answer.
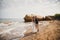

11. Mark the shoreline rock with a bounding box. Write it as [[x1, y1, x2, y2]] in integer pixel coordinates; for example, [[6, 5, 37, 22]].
[[24, 14, 43, 22]]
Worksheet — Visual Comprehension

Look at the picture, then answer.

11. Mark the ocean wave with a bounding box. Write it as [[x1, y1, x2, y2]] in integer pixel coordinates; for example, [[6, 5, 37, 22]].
[[0, 21, 34, 40]]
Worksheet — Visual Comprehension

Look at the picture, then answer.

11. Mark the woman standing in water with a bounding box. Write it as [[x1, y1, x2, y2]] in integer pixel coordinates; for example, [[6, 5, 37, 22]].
[[32, 16, 39, 33]]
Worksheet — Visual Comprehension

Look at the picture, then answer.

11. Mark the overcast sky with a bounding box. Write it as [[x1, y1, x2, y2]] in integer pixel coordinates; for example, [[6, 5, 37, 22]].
[[0, 0, 60, 18]]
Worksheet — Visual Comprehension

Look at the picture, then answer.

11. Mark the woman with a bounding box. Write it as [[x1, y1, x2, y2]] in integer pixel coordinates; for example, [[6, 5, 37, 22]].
[[32, 16, 39, 32]]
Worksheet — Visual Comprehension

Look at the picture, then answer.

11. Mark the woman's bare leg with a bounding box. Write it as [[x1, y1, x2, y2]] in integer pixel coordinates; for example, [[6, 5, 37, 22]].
[[35, 24, 39, 32]]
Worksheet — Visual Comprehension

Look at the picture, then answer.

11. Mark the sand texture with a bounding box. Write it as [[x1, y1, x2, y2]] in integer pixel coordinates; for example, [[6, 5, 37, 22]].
[[20, 20, 60, 40]]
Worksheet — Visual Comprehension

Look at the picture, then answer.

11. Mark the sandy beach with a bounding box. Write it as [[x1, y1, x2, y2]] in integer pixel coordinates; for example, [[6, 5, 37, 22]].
[[20, 20, 60, 40], [0, 0, 60, 40], [0, 20, 60, 40]]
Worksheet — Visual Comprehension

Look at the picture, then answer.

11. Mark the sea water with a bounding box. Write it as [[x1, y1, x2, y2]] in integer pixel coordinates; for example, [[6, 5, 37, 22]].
[[0, 18, 34, 40]]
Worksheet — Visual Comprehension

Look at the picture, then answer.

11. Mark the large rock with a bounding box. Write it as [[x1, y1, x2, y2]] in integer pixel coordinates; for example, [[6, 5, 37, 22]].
[[44, 16, 55, 20], [24, 14, 43, 22]]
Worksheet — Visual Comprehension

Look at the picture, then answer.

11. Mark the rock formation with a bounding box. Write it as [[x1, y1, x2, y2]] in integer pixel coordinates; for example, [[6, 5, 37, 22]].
[[24, 14, 43, 22], [44, 16, 55, 20], [24, 14, 57, 22]]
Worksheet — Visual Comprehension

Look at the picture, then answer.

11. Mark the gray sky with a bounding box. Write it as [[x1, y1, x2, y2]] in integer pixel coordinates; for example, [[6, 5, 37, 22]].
[[0, 0, 60, 18]]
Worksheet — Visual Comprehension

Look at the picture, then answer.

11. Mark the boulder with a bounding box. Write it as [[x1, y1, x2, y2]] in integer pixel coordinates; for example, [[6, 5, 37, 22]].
[[44, 16, 55, 20], [24, 15, 33, 22], [24, 14, 43, 22]]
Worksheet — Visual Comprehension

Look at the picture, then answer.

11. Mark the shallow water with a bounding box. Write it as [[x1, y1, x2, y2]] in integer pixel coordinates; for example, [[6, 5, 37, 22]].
[[0, 21, 50, 40], [0, 21, 34, 40]]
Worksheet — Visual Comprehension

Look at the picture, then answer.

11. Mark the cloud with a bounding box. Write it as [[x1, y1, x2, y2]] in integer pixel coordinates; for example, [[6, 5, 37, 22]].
[[57, 0, 60, 2], [0, 0, 60, 18]]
